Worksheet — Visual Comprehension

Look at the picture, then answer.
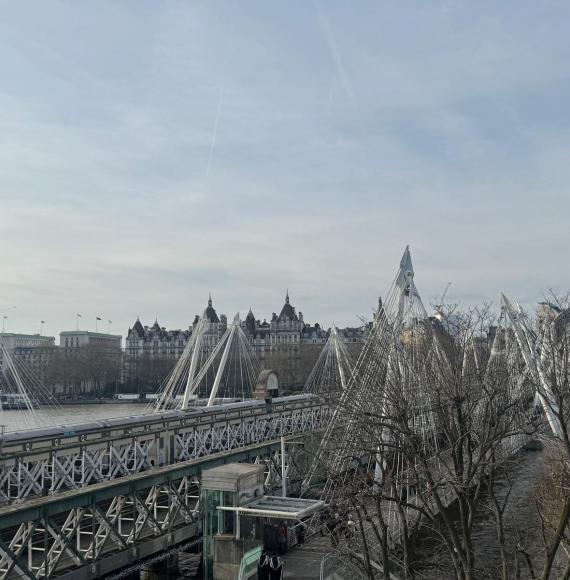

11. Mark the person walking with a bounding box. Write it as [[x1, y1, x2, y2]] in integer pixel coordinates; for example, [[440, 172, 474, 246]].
[[278, 521, 288, 555], [295, 522, 305, 547]]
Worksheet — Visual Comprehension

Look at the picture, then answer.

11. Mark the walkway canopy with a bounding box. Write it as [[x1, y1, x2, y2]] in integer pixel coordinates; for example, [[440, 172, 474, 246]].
[[217, 495, 325, 520]]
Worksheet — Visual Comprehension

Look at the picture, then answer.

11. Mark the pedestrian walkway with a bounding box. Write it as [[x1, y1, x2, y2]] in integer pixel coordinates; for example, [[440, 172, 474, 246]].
[[282, 534, 331, 579]]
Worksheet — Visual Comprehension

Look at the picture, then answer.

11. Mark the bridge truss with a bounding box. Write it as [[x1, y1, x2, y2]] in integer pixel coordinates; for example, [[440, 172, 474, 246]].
[[0, 441, 285, 580]]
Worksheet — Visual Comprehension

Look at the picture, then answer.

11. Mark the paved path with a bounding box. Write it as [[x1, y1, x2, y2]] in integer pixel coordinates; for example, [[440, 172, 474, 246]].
[[282, 535, 331, 579]]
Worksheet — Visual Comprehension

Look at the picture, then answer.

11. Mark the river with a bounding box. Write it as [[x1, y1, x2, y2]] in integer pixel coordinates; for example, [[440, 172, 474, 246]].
[[0, 403, 151, 432], [416, 444, 566, 579]]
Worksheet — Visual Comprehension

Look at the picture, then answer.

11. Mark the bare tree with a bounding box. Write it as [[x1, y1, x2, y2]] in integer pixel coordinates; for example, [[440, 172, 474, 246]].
[[318, 305, 537, 580], [530, 293, 570, 579]]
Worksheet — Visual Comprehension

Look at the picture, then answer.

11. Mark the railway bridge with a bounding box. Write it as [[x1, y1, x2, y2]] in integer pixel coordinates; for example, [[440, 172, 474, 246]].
[[0, 395, 330, 579]]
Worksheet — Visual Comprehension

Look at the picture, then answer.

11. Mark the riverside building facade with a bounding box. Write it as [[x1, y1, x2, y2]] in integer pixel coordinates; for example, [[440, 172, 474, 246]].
[[124, 293, 366, 389], [0, 333, 56, 373]]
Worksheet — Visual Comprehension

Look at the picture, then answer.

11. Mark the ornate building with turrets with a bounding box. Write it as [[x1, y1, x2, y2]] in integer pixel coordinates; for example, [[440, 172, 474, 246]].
[[124, 292, 366, 390]]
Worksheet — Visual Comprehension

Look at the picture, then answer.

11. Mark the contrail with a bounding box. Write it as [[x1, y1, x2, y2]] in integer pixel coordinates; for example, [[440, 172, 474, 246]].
[[205, 0, 236, 179], [314, 0, 355, 103], [205, 79, 225, 178]]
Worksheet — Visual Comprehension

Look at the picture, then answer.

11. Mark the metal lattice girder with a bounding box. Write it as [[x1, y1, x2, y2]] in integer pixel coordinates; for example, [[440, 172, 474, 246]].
[[0, 438, 305, 580], [173, 406, 330, 461], [0, 396, 331, 505]]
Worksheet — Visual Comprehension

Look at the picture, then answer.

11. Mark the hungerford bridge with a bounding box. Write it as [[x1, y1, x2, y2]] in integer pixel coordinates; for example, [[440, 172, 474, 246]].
[[0, 247, 566, 579]]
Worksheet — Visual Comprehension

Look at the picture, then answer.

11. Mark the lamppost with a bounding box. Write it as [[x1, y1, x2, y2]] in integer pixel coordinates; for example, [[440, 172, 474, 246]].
[[280, 437, 304, 498]]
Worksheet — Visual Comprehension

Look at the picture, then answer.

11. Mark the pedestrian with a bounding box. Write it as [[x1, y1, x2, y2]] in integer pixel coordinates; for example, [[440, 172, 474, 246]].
[[278, 521, 288, 555], [295, 522, 305, 547], [263, 523, 280, 556]]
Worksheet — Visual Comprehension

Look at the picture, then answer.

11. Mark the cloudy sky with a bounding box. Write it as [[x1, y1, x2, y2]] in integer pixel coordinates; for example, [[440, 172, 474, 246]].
[[0, 1, 569, 338]]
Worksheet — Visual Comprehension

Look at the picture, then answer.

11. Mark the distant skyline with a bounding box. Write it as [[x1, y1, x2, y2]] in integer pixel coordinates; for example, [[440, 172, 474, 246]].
[[1, 1, 569, 336]]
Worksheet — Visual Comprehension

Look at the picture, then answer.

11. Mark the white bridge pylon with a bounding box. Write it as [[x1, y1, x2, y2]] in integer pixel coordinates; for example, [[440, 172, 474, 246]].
[[0, 334, 60, 424], [152, 312, 262, 412], [500, 293, 565, 439], [303, 246, 436, 494], [303, 324, 354, 397]]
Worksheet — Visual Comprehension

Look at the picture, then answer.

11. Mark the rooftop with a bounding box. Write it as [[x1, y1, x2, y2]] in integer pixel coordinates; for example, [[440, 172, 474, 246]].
[[60, 331, 122, 339]]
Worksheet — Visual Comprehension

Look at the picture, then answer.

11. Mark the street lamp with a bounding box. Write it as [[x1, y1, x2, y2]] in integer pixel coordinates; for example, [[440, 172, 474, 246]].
[[280, 437, 304, 498]]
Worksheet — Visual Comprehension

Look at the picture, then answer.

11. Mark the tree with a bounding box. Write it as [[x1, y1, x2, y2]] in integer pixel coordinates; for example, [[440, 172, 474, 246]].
[[530, 294, 570, 579], [315, 305, 537, 580]]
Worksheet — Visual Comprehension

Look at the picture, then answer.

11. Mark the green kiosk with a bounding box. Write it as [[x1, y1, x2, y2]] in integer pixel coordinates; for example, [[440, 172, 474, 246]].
[[202, 463, 324, 580]]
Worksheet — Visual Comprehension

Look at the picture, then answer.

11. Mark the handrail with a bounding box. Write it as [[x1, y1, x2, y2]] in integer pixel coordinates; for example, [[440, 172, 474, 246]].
[[237, 545, 263, 580]]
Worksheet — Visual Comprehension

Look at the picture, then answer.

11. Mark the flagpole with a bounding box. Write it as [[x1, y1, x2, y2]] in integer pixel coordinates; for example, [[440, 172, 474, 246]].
[[95, 317, 98, 332], [40, 321, 44, 336]]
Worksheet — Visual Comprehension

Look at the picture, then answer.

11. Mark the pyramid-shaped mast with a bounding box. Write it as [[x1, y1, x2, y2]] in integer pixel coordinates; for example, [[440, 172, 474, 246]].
[[304, 324, 355, 397]]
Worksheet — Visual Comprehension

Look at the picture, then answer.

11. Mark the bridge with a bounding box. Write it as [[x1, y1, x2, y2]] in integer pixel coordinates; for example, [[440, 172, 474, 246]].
[[0, 246, 567, 579], [0, 395, 330, 504], [0, 298, 347, 578], [0, 395, 331, 578]]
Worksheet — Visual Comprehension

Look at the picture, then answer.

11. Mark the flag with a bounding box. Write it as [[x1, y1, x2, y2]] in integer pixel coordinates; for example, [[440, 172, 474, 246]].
[[96, 316, 102, 321], [77, 313, 82, 318], [108, 320, 112, 324], [41, 320, 45, 324]]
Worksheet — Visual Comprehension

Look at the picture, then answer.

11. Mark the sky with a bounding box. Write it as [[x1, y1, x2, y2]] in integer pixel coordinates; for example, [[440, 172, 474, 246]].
[[0, 1, 569, 339]]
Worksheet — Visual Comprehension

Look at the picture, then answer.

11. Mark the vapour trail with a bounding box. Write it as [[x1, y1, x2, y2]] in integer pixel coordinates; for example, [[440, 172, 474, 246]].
[[205, 0, 236, 179], [314, 0, 355, 103], [205, 80, 225, 178]]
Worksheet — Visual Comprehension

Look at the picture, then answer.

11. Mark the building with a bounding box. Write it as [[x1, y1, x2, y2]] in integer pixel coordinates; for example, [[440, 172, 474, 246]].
[[54, 331, 123, 397], [60, 331, 122, 351], [125, 295, 228, 361], [123, 296, 230, 390], [242, 292, 365, 388], [0, 333, 56, 373], [125, 293, 366, 391], [125, 320, 190, 359]]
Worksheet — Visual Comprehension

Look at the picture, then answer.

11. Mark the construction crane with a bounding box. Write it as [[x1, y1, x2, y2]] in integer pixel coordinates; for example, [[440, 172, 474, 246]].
[[434, 281, 452, 315]]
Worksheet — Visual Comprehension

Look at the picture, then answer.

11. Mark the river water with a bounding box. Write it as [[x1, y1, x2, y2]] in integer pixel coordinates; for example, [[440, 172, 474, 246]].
[[416, 444, 566, 579], [0, 403, 150, 432]]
